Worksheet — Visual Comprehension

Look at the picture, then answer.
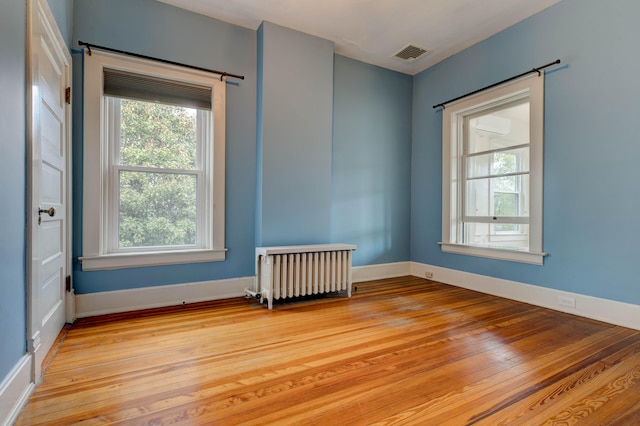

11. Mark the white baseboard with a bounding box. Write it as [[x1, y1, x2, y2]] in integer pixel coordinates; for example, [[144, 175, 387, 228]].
[[353, 261, 411, 283], [0, 354, 34, 426], [410, 262, 640, 331], [75, 276, 254, 318], [74, 263, 410, 318], [73, 262, 640, 330]]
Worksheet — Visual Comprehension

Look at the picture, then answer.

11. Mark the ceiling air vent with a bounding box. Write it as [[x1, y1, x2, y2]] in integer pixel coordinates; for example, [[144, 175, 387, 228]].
[[393, 44, 430, 63]]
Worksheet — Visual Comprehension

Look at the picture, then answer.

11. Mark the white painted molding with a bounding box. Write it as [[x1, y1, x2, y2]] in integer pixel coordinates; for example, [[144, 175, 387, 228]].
[[75, 276, 254, 318], [353, 261, 411, 283], [410, 262, 640, 331], [73, 261, 640, 330], [75, 262, 407, 319], [82, 50, 227, 272], [0, 354, 34, 426]]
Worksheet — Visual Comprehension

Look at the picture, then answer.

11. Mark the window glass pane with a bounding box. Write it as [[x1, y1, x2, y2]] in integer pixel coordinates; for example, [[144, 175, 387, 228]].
[[494, 223, 517, 232], [118, 98, 199, 169], [465, 175, 529, 217], [494, 193, 518, 216], [465, 177, 490, 217], [463, 222, 529, 249], [494, 176, 517, 192], [465, 147, 529, 179], [118, 171, 197, 248], [467, 101, 529, 154]]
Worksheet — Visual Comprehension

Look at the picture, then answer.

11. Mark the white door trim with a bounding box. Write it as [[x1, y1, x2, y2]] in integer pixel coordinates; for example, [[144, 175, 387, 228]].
[[26, 0, 73, 383]]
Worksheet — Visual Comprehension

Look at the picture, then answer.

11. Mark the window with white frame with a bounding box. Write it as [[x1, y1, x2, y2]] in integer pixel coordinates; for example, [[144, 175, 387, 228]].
[[81, 51, 226, 270], [440, 74, 546, 264]]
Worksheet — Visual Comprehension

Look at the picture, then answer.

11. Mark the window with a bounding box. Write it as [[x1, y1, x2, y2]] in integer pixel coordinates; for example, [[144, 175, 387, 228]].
[[81, 51, 226, 270], [440, 74, 546, 264]]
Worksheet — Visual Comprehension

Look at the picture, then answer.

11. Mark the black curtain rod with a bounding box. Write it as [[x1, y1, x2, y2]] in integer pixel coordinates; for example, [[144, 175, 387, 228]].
[[433, 59, 560, 110], [78, 41, 245, 81]]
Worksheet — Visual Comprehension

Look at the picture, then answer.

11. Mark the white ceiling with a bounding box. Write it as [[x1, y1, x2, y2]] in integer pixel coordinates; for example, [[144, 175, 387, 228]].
[[157, 0, 562, 75]]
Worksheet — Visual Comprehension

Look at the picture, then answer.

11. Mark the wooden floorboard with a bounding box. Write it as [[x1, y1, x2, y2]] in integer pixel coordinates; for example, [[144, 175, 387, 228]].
[[15, 276, 640, 425]]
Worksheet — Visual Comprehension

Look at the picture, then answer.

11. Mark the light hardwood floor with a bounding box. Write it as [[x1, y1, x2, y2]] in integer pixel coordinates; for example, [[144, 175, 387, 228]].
[[16, 276, 640, 425]]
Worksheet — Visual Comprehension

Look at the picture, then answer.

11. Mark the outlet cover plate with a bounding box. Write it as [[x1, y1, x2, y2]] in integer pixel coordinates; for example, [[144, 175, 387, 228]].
[[557, 295, 576, 308]]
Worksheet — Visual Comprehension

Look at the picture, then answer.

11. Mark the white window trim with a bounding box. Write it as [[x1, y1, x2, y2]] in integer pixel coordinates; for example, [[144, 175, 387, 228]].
[[440, 74, 547, 265], [81, 51, 226, 271]]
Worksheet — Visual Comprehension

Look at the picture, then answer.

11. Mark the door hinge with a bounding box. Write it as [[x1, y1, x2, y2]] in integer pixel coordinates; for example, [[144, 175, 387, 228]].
[[65, 275, 71, 292], [65, 87, 71, 104]]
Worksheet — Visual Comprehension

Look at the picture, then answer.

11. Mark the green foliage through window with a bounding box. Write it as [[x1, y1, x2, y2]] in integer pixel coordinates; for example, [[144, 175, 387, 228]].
[[116, 99, 202, 248]]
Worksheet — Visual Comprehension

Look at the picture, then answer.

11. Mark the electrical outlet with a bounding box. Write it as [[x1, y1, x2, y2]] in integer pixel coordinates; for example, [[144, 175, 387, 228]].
[[425, 271, 433, 279], [557, 295, 576, 308]]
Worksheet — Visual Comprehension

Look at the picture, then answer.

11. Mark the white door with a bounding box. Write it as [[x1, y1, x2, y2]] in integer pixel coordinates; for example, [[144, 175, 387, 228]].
[[28, 0, 72, 380]]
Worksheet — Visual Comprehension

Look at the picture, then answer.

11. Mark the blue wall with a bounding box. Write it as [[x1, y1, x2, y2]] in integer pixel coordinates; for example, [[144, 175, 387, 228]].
[[47, 0, 74, 46], [72, 0, 257, 293], [411, 0, 640, 305], [0, 0, 27, 382], [332, 56, 413, 266], [256, 22, 335, 247]]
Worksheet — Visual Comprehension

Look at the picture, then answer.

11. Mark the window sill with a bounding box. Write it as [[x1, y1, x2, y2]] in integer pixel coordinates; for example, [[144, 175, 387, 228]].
[[438, 242, 547, 265], [80, 248, 227, 271]]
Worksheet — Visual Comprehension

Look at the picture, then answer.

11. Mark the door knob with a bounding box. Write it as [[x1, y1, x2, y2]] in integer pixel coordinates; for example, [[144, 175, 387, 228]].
[[38, 207, 55, 224], [39, 207, 56, 217]]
